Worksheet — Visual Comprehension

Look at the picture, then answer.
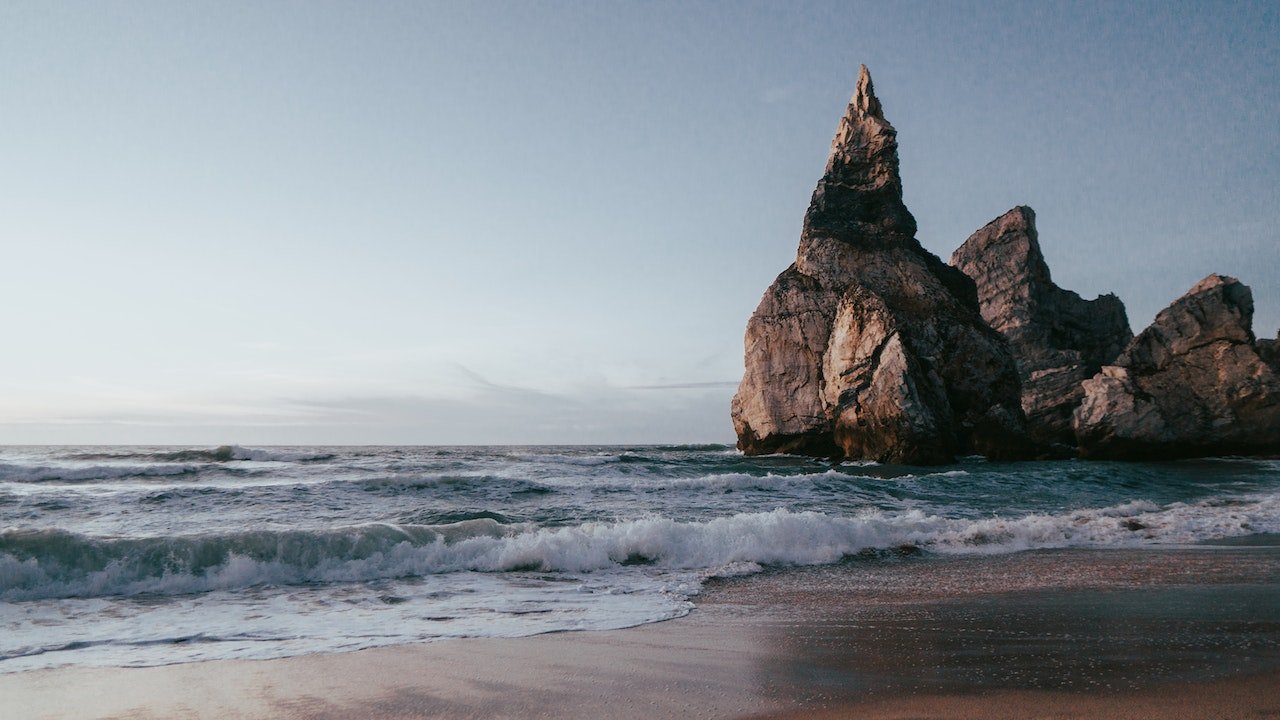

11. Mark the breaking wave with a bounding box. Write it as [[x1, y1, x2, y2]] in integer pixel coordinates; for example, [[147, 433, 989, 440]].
[[221, 446, 335, 462], [4, 492, 1276, 602], [656, 468, 970, 491]]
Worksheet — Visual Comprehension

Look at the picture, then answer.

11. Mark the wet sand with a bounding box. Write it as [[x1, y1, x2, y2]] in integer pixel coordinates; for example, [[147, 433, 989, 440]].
[[5, 546, 1280, 719], [756, 672, 1280, 720]]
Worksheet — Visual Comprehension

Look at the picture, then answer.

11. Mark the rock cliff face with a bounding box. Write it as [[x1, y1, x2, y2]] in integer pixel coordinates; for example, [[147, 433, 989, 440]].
[[731, 66, 1032, 464], [1073, 275, 1280, 459], [950, 207, 1131, 445]]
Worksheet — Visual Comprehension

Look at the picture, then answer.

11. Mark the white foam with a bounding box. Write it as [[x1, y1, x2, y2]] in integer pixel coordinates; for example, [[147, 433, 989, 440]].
[[4, 459, 1279, 674], [6, 490, 1278, 603], [661, 471, 827, 490], [0, 571, 693, 673], [504, 452, 621, 466], [658, 468, 969, 491], [225, 446, 333, 462]]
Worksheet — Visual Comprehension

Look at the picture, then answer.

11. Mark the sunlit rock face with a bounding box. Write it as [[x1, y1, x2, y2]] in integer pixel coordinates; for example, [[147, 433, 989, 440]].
[[732, 66, 1033, 464], [1073, 275, 1280, 459], [951, 206, 1132, 447]]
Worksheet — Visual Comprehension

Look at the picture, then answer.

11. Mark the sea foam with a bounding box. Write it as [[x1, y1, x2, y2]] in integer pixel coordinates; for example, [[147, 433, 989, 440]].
[[4, 446, 1279, 672], [4, 492, 1276, 603]]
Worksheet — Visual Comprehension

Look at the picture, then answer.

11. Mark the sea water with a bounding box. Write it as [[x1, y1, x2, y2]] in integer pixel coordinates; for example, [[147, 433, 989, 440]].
[[1, 445, 1277, 672]]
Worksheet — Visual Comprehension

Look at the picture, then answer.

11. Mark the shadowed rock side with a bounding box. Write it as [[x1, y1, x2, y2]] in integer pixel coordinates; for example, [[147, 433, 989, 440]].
[[732, 66, 1033, 464], [1073, 275, 1280, 459], [951, 207, 1132, 446], [1259, 331, 1280, 372]]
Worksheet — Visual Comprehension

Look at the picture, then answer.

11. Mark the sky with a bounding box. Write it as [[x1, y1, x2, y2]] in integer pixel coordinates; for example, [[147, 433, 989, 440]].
[[1, 1, 1277, 445]]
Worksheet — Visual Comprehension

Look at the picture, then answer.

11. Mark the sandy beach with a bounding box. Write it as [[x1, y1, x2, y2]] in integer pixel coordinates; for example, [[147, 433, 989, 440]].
[[5, 544, 1279, 720]]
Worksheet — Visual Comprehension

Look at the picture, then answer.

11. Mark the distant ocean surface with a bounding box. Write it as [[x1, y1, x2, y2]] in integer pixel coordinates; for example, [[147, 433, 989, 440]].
[[2, 445, 1278, 673]]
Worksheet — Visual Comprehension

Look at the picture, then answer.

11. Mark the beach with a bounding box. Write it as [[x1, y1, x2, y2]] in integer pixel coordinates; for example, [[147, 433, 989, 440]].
[[5, 1, 1279, 717], [7, 543, 1279, 720]]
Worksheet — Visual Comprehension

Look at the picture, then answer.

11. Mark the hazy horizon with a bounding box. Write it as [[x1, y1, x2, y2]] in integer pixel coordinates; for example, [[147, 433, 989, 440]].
[[3, 1, 1277, 444]]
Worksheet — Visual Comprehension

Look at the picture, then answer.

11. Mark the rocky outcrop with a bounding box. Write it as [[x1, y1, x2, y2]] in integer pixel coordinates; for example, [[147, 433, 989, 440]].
[[1073, 275, 1280, 459], [731, 66, 1033, 464], [951, 207, 1132, 445], [1259, 331, 1280, 372]]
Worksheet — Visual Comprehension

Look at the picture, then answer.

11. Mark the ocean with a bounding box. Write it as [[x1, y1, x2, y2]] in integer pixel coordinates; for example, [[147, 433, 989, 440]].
[[2, 445, 1278, 674]]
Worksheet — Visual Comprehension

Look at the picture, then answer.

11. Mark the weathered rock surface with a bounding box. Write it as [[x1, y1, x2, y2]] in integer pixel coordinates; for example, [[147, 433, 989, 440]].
[[951, 207, 1132, 445], [1259, 331, 1280, 372], [1073, 275, 1280, 459], [731, 66, 1033, 464]]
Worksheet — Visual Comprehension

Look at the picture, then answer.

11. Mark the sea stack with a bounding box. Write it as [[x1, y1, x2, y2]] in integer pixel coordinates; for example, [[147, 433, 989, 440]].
[[1073, 275, 1280, 459], [951, 207, 1132, 446], [731, 66, 1032, 464]]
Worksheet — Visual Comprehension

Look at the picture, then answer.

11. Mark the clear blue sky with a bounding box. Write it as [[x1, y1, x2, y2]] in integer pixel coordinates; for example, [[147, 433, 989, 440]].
[[2, 1, 1277, 444]]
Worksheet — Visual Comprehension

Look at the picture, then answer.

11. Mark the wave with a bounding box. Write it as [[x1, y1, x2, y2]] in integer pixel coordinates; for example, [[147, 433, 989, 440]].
[[642, 444, 736, 452], [658, 468, 970, 491], [4, 491, 1276, 602], [63, 446, 334, 464], [0, 519, 511, 601], [503, 452, 623, 466], [0, 463, 201, 484], [394, 510, 521, 525], [355, 474, 555, 495], [223, 446, 335, 462], [0, 447, 337, 484]]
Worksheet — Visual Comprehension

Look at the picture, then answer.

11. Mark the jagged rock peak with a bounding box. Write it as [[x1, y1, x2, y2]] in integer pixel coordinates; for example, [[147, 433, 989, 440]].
[[958, 206, 1048, 279], [952, 206, 1130, 365], [950, 206, 1132, 447], [1188, 273, 1248, 304], [808, 64, 916, 240], [854, 65, 882, 116], [825, 64, 894, 175], [1074, 274, 1280, 459], [832, 64, 884, 144], [1116, 274, 1252, 369], [732, 66, 1032, 464]]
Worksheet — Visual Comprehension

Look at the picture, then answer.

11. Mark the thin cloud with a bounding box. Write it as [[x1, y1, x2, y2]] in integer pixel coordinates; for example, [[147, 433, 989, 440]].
[[452, 363, 559, 399], [625, 381, 739, 390]]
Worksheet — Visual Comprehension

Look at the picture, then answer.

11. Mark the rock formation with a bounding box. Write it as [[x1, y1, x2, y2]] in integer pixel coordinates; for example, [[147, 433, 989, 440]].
[[1073, 275, 1280, 459], [731, 66, 1033, 464], [951, 207, 1132, 446], [1258, 331, 1280, 372]]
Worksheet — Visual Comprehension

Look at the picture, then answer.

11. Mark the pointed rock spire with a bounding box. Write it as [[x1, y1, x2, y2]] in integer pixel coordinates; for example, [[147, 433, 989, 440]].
[[827, 65, 890, 165], [854, 64, 883, 118], [805, 65, 916, 241], [733, 65, 1035, 463]]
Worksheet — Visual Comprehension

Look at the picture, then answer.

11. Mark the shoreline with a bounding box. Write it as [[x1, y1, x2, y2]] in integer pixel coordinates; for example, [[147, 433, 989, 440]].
[[5, 545, 1280, 719]]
